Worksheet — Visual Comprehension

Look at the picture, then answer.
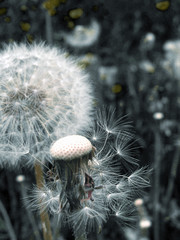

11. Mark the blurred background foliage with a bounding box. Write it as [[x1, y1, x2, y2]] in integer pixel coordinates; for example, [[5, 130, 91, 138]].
[[0, 0, 180, 240]]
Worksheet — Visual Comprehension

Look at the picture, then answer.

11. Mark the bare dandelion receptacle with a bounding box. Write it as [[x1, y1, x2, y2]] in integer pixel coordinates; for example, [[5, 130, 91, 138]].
[[50, 135, 95, 211]]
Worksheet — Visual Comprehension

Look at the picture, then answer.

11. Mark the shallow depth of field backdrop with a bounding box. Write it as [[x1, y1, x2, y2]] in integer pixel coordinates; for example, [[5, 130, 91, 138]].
[[0, 0, 180, 240]]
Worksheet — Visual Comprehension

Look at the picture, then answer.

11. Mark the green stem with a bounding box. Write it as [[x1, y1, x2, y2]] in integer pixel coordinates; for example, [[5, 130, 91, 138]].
[[164, 144, 180, 209], [153, 129, 162, 240], [34, 162, 53, 240], [45, 11, 53, 44]]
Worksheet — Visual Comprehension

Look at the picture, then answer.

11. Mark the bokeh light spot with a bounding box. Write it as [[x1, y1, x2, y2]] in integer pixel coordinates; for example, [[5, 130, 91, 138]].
[[69, 8, 83, 19], [4, 16, 11, 23], [156, 1, 170, 11], [20, 22, 31, 32], [112, 84, 122, 94], [67, 20, 74, 29], [0, 7, 7, 15]]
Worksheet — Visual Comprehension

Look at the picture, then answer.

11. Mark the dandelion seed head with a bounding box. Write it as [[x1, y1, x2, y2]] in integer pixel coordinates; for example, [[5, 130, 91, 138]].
[[29, 108, 150, 234], [0, 42, 93, 167], [63, 19, 101, 48]]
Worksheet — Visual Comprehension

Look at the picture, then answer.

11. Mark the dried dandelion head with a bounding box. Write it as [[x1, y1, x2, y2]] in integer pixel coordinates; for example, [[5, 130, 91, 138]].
[[29, 108, 150, 236], [50, 135, 95, 211], [0, 43, 93, 167]]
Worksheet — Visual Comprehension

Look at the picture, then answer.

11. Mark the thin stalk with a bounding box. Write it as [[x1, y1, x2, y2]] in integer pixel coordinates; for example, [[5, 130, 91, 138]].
[[153, 129, 162, 240], [0, 200, 17, 240], [34, 162, 53, 240], [6, 172, 18, 234], [45, 11, 53, 44], [164, 144, 180, 209]]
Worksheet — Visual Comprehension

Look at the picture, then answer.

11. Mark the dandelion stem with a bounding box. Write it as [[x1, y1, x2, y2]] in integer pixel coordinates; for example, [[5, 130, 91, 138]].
[[164, 143, 180, 209], [34, 162, 53, 240], [153, 129, 162, 240], [45, 11, 53, 44]]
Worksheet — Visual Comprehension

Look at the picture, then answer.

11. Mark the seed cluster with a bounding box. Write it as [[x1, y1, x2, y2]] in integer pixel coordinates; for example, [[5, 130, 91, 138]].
[[0, 43, 93, 167], [1, 85, 46, 117]]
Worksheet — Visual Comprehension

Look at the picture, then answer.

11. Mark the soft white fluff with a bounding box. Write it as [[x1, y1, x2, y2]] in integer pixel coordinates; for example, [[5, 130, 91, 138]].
[[0, 42, 93, 167]]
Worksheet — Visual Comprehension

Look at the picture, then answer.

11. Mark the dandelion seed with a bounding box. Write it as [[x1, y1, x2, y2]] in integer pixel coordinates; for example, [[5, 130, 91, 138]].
[[128, 168, 151, 189], [114, 134, 140, 168], [69, 205, 106, 234], [96, 107, 133, 136], [115, 203, 136, 224], [116, 180, 128, 191]]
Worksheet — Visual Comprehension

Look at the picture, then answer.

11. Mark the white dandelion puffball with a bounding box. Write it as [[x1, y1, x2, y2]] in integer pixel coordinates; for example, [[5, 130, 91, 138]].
[[0, 43, 93, 167], [50, 135, 93, 160], [63, 19, 101, 48]]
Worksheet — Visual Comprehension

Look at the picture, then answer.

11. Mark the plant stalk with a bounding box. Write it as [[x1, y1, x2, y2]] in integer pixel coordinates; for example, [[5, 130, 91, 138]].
[[153, 129, 162, 240], [164, 144, 180, 209], [34, 162, 53, 240], [0, 200, 17, 240]]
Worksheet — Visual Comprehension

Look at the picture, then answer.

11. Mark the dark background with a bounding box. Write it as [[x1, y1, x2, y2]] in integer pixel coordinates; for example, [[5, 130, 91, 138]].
[[0, 0, 180, 240]]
